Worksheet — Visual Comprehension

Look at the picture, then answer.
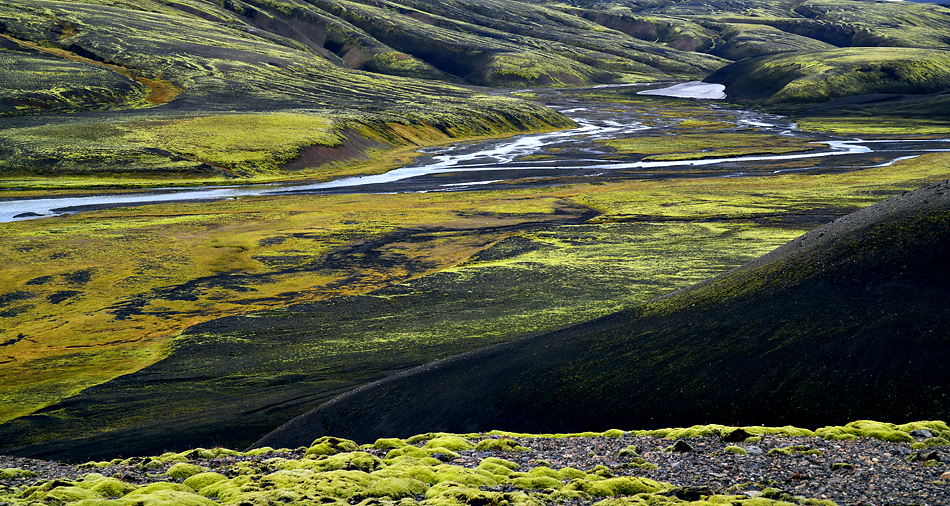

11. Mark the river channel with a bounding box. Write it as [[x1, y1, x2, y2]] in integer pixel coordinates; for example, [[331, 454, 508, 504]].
[[2, 83, 949, 222]]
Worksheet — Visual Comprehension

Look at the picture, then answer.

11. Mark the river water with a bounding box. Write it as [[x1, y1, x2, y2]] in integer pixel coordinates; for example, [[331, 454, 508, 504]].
[[2, 85, 949, 222]]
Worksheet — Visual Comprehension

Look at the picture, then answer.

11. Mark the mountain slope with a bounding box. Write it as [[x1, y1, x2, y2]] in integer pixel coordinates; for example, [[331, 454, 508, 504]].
[[3, 0, 950, 180], [255, 179, 950, 448]]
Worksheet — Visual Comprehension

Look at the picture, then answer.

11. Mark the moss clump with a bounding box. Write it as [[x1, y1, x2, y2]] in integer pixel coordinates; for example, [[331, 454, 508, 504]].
[[369, 438, 407, 450], [897, 421, 950, 434], [423, 436, 475, 452], [831, 463, 854, 470], [182, 472, 228, 492], [565, 476, 667, 496], [910, 437, 950, 450], [86, 476, 137, 498], [0, 468, 38, 479], [297, 452, 385, 473], [767, 446, 823, 457], [630, 424, 815, 439], [724, 446, 748, 455], [619, 458, 659, 471], [815, 420, 915, 443], [306, 436, 360, 457], [618, 445, 639, 457], [166, 462, 210, 480], [475, 438, 531, 452]]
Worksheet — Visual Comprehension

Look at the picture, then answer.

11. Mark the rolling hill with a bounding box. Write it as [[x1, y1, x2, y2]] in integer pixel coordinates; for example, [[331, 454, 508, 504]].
[[3, 0, 950, 180]]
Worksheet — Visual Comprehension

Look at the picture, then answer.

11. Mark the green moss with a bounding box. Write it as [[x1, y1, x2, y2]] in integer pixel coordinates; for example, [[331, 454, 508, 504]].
[[182, 472, 228, 492], [617, 445, 639, 457], [815, 420, 915, 443], [897, 421, 950, 434], [297, 452, 385, 473], [423, 436, 474, 452], [618, 458, 658, 471], [0, 467, 38, 479], [165, 462, 210, 480], [565, 476, 667, 496], [767, 446, 822, 457], [724, 446, 748, 455], [475, 438, 531, 452], [910, 437, 949, 450], [80, 475, 137, 498], [126, 482, 197, 496], [363, 476, 429, 498], [476, 460, 518, 477], [371, 438, 408, 450], [307, 436, 360, 456], [243, 447, 278, 457], [831, 463, 853, 471]]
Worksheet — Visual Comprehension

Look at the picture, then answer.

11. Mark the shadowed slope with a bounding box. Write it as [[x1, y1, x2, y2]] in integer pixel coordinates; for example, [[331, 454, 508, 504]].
[[255, 179, 950, 449]]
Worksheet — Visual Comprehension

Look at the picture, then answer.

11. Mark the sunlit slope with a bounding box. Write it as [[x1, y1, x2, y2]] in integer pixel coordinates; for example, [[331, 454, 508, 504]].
[[706, 47, 950, 103], [253, 179, 950, 448]]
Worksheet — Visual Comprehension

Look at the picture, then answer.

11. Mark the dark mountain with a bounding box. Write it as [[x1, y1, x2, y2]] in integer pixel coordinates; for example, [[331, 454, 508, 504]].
[[255, 179, 950, 448]]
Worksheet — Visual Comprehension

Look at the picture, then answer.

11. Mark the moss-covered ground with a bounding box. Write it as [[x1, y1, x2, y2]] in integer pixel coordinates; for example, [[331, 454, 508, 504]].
[[1, 421, 948, 506]]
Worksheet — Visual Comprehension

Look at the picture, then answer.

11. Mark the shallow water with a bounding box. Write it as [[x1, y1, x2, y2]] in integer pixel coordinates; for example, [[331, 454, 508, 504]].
[[2, 96, 949, 222]]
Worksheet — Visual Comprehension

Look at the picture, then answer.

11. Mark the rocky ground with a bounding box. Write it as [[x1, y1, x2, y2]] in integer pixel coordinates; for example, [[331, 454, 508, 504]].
[[2, 429, 948, 506]]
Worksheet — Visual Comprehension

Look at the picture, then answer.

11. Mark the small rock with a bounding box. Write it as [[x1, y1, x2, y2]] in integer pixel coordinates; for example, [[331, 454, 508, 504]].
[[745, 446, 764, 456], [670, 461, 684, 470], [671, 441, 694, 452], [911, 430, 934, 439], [940, 471, 950, 480], [896, 446, 912, 456], [721, 428, 753, 443]]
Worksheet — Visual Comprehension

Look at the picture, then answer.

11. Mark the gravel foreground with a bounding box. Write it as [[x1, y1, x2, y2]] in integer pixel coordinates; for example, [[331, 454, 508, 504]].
[[2, 431, 949, 506]]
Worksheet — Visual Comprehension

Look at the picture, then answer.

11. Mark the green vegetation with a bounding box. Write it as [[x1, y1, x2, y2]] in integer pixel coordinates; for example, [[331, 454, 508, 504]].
[[599, 133, 820, 162], [2, 420, 947, 506], [3, 0, 950, 466], [767, 446, 822, 457], [709, 48, 950, 104]]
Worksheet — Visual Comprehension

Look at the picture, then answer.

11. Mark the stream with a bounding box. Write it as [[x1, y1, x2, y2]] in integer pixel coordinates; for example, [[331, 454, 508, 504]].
[[3, 83, 949, 222]]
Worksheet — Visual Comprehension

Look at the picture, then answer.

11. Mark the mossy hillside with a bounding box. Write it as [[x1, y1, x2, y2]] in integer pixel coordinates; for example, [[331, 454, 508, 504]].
[[0, 0, 573, 181], [4, 144, 950, 459], [575, 0, 950, 50], [304, 0, 725, 80], [0, 36, 154, 116], [705, 23, 837, 61], [782, 0, 950, 48], [557, 8, 715, 53], [706, 48, 950, 104], [246, 177, 950, 443]]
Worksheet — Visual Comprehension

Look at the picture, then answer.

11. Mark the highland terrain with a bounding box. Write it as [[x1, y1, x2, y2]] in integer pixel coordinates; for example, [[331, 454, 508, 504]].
[[1, 0, 950, 504]]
